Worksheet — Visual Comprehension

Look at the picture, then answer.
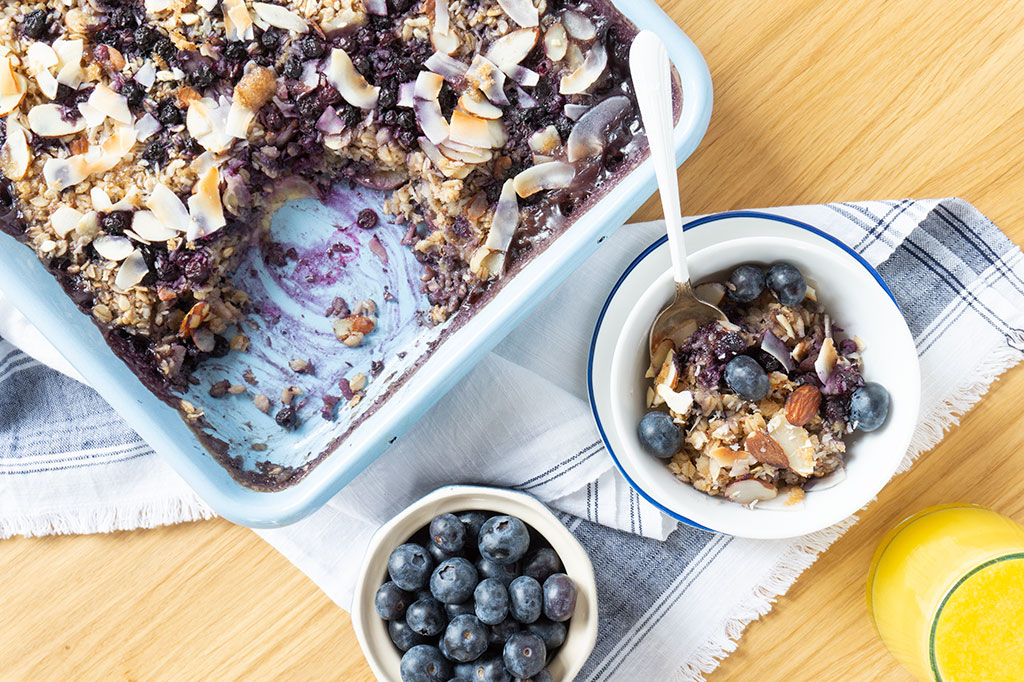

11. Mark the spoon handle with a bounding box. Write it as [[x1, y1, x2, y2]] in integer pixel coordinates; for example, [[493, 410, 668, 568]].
[[630, 31, 690, 288]]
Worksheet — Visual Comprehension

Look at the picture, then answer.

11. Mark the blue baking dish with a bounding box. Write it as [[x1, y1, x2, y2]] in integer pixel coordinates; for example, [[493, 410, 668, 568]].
[[0, 0, 712, 527]]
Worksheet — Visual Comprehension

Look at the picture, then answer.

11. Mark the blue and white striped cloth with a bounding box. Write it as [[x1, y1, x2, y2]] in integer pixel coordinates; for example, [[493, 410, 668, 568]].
[[2, 198, 1022, 681]]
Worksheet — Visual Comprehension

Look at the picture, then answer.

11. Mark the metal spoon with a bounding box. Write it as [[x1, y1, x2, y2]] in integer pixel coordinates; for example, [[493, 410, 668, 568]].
[[629, 31, 727, 364]]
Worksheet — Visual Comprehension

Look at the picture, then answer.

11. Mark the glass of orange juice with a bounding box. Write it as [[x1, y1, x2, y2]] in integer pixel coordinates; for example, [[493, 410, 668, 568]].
[[867, 504, 1024, 682]]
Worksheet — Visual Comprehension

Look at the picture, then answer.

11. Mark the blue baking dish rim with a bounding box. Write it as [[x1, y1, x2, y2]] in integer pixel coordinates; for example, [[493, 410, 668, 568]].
[[586, 211, 899, 534]]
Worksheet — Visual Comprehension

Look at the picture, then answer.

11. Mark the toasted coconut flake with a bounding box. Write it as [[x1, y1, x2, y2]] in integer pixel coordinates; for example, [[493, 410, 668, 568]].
[[725, 478, 778, 505], [398, 81, 416, 107], [486, 119, 508, 147], [486, 28, 540, 72], [324, 48, 380, 110], [53, 39, 84, 88], [815, 337, 838, 384], [135, 62, 157, 88], [187, 166, 226, 240], [42, 156, 89, 190], [566, 95, 629, 162], [458, 90, 502, 119], [113, 250, 148, 292], [0, 57, 26, 116], [364, 0, 388, 14], [51, 205, 84, 238], [0, 119, 31, 182], [225, 100, 255, 138], [528, 125, 561, 155], [544, 22, 568, 61], [762, 329, 796, 372], [28, 103, 86, 137], [418, 137, 471, 179], [316, 106, 345, 135], [438, 142, 492, 164], [449, 109, 495, 148], [694, 282, 726, 307], [136, 112, 161, 142], [224, 0, 255, 42], [90, 187, 113, 211], [424, 51, 468, 80], [252, 2, 308, 33], [414, 70, 444, 101], [131, 210, 178, 241], [559, 42, 607, 95], [562, 10, 596, 40], [414, 98, 449, 144], [93, 235, 134, 261], [497, 0, 539, 27], [466, 56, 509, 106], [512, 161, 575, 198], [88, 83, 132, 124], [768, 412, 816, 476], [504, 65, 539, 87], [658, 385, 693, 415], [147, 183, 190, 231], [484, 179, 519, 253], [433, 0, 450, 36], [27, 42, 59, 100]]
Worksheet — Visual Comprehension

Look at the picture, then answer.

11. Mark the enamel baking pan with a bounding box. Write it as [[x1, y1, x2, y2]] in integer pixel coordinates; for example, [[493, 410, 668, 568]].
[[0, 0, 712, 527]]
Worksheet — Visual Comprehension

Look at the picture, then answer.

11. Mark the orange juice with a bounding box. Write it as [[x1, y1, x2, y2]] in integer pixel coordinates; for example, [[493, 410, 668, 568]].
[[867, 505, 1024, 682]]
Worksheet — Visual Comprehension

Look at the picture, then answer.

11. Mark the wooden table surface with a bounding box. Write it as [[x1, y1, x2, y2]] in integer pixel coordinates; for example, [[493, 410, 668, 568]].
[[4, 1, 1024, 680]]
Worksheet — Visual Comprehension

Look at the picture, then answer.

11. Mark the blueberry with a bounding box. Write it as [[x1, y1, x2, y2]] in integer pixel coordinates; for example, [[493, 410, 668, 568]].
[[476, 558, 517, 587], [430, 513, 466, 554], [188, 63, 217, 91], [428, 542, 461, 565], [473, 578, 509, 626], [430, 558, 478, 604], [406, 598, 447, 637], [453, 662, 476, 680], [850, 382, 889, 431], [389, 543, 434, 591], [298, 32, 325, 59], [389, 619, 426, 652], [153, 37, 177, 63], [100, 210, 131, 235], [487, 616, 520, 647], [120, 80, 145, 110], [441, 614, 489, 663], [375, 581, 412, 621], [526, 619, 566, 650], [400, 644, 452, 682], [521, 548, 561, 583], [444, 602, 475, 619], [448, 679, 472, 682], [765, 263, 807, 307], [723, 355, 771, 401], [157, 99, 182, 126], [508, 576, 543, 624], [458, 511, 489, 548], [274, 407, 296, 428], [478, 516, 530, 566], [637, 411, 684, 459], [542, 573, 577, 622], [133, 26, 159, 53], [727, 264, 765, 302], [22, 9, 49, 40], [260, 27, 282, 51], [519, 670, 554, 682], [503, 632, 546, 679], [462, 657, 510, 682], [357, 208, 379, 230]]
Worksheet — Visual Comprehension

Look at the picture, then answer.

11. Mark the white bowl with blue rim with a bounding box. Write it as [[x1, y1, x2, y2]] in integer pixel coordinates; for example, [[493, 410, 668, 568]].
[[588, 212, 921, 539]]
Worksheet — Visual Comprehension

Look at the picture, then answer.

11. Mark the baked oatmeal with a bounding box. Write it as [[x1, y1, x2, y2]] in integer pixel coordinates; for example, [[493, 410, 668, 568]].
[[639, 262, 890, 507], [0, 0, 647, 440]]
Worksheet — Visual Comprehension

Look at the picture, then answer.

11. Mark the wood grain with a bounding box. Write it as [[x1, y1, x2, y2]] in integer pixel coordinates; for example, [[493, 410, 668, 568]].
[[3, 1, 1024, 680]]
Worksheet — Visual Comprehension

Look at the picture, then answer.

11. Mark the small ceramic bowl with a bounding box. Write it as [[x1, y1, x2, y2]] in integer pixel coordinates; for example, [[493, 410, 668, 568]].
[[603, 230, 920, 539], [352, 485, 599, 682]]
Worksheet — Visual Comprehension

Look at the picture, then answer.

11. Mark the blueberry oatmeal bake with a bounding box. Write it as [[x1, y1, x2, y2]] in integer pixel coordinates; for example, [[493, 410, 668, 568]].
[[638, 263, 891, 507], [0, 0, 650, 451]]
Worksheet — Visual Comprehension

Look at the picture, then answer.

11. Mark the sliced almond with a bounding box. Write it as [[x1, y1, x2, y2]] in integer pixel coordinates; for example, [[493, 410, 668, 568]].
[[146, 183, 190, 230], [0, 118, 31, 182], [187, 166, 226, 240], [51, 205, 84, 238], [815, 337, 837, 384], [486, 118, 508, 147], [53, 39, 84, 88], [132, 210, 179, 241], [656, 385, 693, 415], [528, 125, 561, 155], [28, 103, 86, 137], [431, 26, 460, 55], [324, 47, 380, 110], [465, 56, 509, 106], [438, 142, 491, 164], [458, 90, 502, 119], [77, 101, 107, 128], [654, 352, 678, 391], [496, 0, 539, 27], [42, 156, 90, 190], [90, 187, 113, 211], [113, 249, 148, 292], [544, 22, 568, 61], [559, 42, 607, 95], [485, 28, 540, 72], [418, 137, 471, 179], [145, 0, 172, 12], [252, 2, 308, 33], [561, 10, 596, 40], [0, 57, 27, 115], [87, 83, 132, 124], [93, 235, 134, 261], [724, 478, 778, 505], [512, 161, 575, 198], [26, 42, 59, 99]]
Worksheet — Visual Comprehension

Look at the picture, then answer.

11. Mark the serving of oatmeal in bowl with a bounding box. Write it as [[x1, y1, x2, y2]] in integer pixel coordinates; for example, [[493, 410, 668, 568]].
[[600, 217, 920, 539]]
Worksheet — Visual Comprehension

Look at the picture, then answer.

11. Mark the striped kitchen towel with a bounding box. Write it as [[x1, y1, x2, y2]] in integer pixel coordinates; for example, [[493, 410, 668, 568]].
[[2, 198, 1022, 681]]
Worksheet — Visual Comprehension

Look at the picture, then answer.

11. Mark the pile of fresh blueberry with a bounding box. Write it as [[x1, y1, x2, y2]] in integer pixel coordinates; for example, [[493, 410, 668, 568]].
[[375, 512, 578, 682]]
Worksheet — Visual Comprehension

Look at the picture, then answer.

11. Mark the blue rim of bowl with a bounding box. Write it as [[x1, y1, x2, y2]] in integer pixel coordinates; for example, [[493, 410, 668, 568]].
[[586, 211, 900, 534]]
